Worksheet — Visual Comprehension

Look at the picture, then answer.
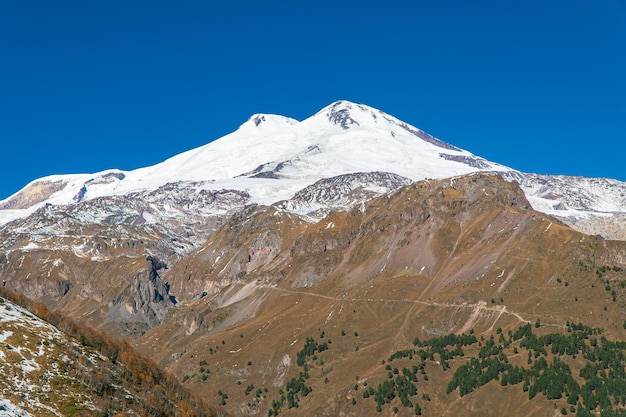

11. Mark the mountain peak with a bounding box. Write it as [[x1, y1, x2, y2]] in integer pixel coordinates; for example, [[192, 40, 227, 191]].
[[238, 113, 299, 132], [319, 99, 360, 112], [314, 100, 379, 130]]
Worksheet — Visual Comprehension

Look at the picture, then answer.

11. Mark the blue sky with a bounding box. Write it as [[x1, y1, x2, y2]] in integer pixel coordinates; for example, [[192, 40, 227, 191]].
[[1, 0, 625, 200]]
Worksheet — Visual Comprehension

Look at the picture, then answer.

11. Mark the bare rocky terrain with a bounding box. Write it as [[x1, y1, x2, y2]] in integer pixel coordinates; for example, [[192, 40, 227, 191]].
[[2, 173, 625, 416]]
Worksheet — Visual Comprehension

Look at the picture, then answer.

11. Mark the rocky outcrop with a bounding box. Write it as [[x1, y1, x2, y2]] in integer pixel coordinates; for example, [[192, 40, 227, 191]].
[[0, 180, 67, 210], [105, 256, 175, 329], [274, 171, 412, 219], [0, 228, 178, 336]]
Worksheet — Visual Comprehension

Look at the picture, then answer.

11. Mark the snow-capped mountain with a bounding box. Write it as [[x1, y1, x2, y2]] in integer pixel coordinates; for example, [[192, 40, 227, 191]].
[[1, 100, 624, 241], [0, 101, 509, 217], [2, 100, 626, 417]]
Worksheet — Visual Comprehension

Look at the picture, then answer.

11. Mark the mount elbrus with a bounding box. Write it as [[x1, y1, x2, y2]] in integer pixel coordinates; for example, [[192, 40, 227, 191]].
[[1, 100, 625, 417]]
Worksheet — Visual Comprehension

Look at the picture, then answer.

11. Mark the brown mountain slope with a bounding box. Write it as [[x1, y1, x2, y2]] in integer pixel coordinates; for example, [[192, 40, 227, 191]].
[[130, 173, 626, 416], [0, 290, 213, 417]]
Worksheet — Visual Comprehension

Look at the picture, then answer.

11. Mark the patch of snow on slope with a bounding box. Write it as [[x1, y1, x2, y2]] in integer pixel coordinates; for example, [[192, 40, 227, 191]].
[[0, 398, 33, 417]]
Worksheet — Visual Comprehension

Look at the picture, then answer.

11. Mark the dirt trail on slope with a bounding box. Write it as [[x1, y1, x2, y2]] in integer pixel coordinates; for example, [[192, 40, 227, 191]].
[[259, 284, 530, 331]]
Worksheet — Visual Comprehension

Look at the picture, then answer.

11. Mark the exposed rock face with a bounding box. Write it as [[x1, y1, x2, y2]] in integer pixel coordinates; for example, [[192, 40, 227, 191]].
[[103, 255, 175, 329], [0, 222, 178, 336], [2, 182, 251, 263], [440, 153, 492, 169], [166, 204, 309, 301], [325, 100, 361, 129], [0, 180, 67, 209], [274, 171, 413, 219], [499, 172, 626, 240], [9, 274, 72, 302], [568, 214, 626, 241]]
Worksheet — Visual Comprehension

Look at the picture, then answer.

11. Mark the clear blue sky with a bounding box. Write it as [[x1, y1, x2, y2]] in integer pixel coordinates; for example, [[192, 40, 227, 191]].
[[1, 0, 625, 200]]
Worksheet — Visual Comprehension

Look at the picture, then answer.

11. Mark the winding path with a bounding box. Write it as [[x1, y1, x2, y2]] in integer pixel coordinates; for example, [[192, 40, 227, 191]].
[[258, 284, 531, 331]]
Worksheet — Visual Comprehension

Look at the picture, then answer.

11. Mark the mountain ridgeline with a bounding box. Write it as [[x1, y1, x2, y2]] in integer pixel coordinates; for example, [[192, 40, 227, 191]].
[[0, 101, 625, 416]]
